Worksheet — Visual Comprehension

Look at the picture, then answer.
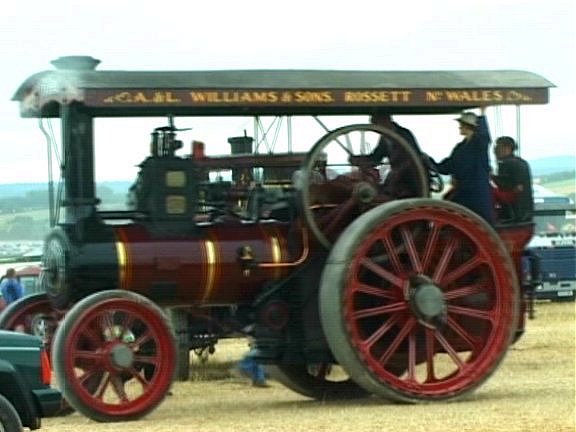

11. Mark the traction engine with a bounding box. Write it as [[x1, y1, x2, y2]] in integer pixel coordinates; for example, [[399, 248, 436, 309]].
[[0, 122, 536, 422]]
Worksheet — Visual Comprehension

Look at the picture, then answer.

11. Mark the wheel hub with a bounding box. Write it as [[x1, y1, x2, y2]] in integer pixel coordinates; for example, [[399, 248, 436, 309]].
[[352, 181, 377, 204], [29, 314, 56, 346], [109, 344, 135, 370], [410, 279, 447, 326]]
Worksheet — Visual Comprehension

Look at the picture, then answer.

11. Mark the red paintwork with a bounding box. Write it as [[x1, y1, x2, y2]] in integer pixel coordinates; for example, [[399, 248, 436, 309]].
[[113, 222, 296, 305], [496, 223, 535, 334]]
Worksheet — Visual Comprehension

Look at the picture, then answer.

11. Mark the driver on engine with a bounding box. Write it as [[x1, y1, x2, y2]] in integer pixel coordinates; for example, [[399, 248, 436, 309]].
[[366, 113, 426, 199]]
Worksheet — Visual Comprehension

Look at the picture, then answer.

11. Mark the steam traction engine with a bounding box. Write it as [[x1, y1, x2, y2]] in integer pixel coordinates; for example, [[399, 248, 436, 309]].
[[0, 57, 550, 423]]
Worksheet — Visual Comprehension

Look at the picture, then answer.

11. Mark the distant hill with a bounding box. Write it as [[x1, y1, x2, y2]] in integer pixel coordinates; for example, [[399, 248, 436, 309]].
[[0, 183, 47, 197], [528, 155, 575, 176], [0, 181, 132, 198]]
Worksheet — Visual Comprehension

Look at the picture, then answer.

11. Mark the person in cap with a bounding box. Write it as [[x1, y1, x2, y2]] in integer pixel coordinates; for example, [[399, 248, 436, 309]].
[[491, 136, 534, 223], [429, 108, 494, 223]]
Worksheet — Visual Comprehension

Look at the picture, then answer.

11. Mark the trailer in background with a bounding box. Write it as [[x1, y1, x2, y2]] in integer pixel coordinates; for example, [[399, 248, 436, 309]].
[[528, 192, 576, 301]]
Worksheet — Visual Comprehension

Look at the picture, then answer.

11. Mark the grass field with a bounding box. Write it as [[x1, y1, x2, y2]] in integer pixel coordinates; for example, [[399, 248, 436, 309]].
[[541, 178, 576, 197], [41, 301, 575, 432]]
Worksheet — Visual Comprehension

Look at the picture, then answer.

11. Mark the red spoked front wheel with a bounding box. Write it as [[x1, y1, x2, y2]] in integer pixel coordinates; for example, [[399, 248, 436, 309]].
[[320, 199, 519, 402], [52, 290, 176, 422]]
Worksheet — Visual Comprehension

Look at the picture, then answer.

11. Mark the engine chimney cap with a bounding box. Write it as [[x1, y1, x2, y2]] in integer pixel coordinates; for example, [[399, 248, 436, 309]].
[[51, 56, 101, 71]]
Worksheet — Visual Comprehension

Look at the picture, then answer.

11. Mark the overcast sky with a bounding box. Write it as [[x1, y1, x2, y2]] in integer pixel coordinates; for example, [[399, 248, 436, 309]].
[[1, 0, 574, 184]]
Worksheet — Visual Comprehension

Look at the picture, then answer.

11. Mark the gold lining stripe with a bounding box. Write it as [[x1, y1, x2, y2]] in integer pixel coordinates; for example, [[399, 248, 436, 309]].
[[271, 235, 281, 263], [202, 240, 216, 301], [115, 240, 128, 290], [270, 235, 281, 278]]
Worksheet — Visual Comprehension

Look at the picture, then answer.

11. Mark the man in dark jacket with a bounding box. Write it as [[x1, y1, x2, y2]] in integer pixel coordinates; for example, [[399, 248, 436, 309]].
[[366, 113, 426, 199], [431, 109, 494, 224], [491, 136, 534, 223]]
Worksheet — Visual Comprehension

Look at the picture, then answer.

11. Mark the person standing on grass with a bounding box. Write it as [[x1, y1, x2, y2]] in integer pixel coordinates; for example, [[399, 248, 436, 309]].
[[0, 268, 25, 305]]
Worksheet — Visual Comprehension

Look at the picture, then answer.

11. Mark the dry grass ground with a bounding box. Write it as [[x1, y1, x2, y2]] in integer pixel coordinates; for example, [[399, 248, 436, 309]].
[[42, 301, 575, 432]]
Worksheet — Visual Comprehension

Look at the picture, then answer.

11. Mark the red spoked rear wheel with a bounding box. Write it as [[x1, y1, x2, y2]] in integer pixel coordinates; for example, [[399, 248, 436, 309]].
[[320, 199, 519, 402], [52, 290, 176, 422]]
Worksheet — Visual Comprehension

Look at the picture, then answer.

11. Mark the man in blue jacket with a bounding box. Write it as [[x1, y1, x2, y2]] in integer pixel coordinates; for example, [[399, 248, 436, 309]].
[[0, 268, 25, 305], [431, 109, 494, 224]]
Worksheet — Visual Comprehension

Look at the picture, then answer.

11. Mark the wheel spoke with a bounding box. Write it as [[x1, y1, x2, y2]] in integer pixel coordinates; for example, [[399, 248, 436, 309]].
[[377, 317, 417, 366], [99, 311, 116, 338], [443, 281, 485, 300], [110, 375, 130, 403], [432, 236, 458, 282], [434, 331, 465, 370], [400, 225, 423, 273], [352, 301, 407, 320], [381, 234, 405, 275], [448, 304, 494, 321], [132, 329, 154, 347], [344, 132, 354, 154], [360, 313, 402, 350], [445, 316, 480, 351], [421, 223, 441, 273], [133, 354, 160, 367], [79, 369, 105, 395], [129, 367, 150, 386], [407, 329, 417, 379], [120, 313, 136, 334], [353, 282, 398, 300], [424, 328, 436, 382], [95, 372, 112, 399], [360, 257, 403, 287], [440, 255, 485, 286], [82, 322, 105, 347], [333, 136, 354, 156], [71, 348, 102, 363]]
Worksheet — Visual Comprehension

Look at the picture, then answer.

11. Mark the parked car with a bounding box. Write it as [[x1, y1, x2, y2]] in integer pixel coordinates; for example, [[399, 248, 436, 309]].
[[0, 330, 63, 431]]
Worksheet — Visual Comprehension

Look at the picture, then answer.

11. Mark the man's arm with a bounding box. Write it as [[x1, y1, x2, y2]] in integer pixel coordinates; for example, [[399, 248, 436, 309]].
[[367, 137, 390, 164], [433, 155, 454, 175], [475, 107, 492, 147]]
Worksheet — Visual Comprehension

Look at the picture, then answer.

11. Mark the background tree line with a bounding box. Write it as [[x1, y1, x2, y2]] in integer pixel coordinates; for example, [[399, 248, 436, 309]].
[[0, 185, 128, 241], [536, 170, 575, 184]]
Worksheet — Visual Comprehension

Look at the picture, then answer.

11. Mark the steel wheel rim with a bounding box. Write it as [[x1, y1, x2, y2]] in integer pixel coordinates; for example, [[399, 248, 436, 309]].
[[341, 203, 517, 399], [59, 297, 175, 417]]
